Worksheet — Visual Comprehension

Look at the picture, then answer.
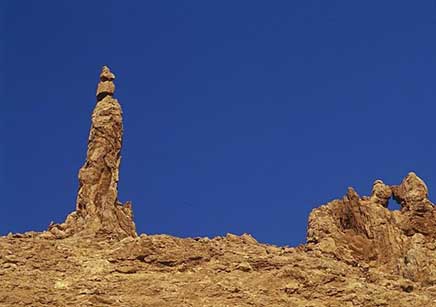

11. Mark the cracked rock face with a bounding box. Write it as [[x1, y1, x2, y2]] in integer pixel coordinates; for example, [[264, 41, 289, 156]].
[[48, 66, 136, 239], [307, 172, 436, 283]]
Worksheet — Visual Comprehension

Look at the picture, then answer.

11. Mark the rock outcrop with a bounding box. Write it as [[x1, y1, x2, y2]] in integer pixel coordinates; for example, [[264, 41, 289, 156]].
[[2, 67, 436, 306], [47, 66, 136, 239], [307, 172, 436, 284]]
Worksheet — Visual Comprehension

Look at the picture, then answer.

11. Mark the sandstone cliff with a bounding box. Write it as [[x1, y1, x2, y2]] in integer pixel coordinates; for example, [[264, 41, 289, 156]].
[[1, 67, 436, 307]]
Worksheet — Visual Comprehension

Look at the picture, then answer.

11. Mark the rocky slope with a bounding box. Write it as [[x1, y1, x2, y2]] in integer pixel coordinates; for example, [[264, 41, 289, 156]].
[[1, 67, 436, 307]]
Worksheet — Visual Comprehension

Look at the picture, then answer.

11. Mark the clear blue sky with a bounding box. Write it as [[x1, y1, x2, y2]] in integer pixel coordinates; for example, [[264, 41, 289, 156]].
[[1, 1, 436, 246]]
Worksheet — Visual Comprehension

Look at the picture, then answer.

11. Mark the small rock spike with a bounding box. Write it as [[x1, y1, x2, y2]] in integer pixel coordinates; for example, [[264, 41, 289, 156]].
[[96, 65, 116, 101]]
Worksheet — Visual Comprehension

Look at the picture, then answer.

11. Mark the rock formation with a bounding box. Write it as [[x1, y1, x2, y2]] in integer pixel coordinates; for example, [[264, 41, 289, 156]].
[[47, 66, 136, 239], [2, 67, 436, 306], [307, 172, 436, 284], [3, 172, 436, 306]]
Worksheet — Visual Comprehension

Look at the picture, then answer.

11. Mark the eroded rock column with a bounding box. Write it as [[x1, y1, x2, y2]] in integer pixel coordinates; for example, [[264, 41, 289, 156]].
[[49, 66, 137, 239]]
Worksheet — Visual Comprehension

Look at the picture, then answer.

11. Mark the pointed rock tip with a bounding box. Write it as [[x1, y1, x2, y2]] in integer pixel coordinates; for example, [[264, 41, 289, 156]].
[[403, 171, 428, 192], [100, 65, 115, 81], [403, 171, 426, 186], [96, 65, 116, 99], [391, 171, 429, 207], [346, 186, 359, 199]]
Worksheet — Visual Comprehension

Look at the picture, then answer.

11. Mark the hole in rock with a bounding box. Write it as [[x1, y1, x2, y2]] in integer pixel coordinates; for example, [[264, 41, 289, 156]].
[[387, 198, 401, 211]]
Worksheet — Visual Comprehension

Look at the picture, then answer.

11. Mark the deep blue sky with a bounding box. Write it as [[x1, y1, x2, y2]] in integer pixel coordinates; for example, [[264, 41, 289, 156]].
[[1, 1, 436, 246]]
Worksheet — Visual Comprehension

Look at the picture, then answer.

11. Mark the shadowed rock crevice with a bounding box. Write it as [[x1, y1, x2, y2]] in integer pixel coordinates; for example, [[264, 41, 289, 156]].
[[47, 66, 137, 239]]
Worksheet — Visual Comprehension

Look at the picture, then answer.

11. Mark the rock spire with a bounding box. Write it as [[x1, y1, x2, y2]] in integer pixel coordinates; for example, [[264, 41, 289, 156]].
[[48, 66, 137, 239]]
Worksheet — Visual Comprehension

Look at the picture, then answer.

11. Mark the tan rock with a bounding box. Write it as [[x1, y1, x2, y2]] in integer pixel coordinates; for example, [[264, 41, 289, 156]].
[[392, 172, 434, 212], [308, 172, 436, 284], [370, 179, 392, 207], [96, 80, 115, 98], [99, 65, 115, 81], [2, 67, 436, 306], [50, 66, 136, 239], [96, 65, 116, 99]]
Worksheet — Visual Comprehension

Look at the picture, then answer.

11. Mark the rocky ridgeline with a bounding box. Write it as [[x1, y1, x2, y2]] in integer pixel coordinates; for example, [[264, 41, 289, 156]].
[[1, 67, 436, 306]]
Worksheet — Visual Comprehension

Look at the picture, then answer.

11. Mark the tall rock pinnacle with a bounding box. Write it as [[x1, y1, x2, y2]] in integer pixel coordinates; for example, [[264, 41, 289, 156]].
[[48, 66, 137, 239]]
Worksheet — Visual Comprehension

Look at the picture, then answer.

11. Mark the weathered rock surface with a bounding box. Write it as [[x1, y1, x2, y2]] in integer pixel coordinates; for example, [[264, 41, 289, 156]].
[[1, 67, 436, 306], [47, 66, 136, 239], [307, 172, 436, 285], [1, 224, 436, 306]]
